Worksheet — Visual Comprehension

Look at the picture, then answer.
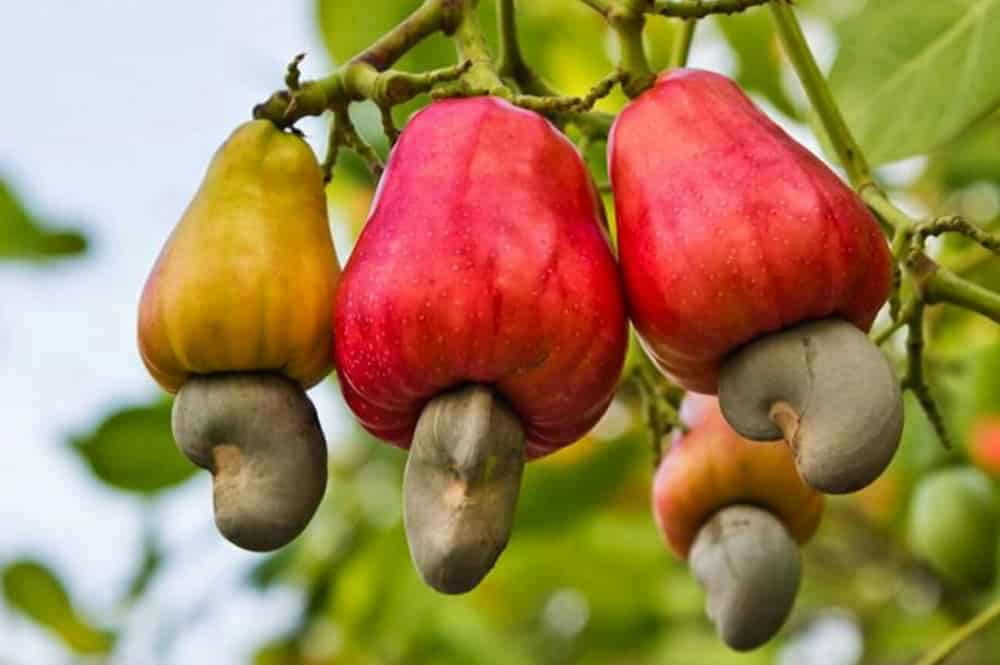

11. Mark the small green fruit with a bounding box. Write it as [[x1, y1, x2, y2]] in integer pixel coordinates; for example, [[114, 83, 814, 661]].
[[908, 467, 998, 589]]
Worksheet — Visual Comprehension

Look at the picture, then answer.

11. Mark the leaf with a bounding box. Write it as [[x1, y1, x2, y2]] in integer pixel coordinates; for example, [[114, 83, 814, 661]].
[[122, 534, 163, 603], [1, 560, 115, 654], [717, 11, 798, 118], [248, 546, 299, 590], [71, 399, 196, 494], [516, 432, 644, 532], [828, 0, 1000, 165], [315, 0, 454, 71], [933, 111, 1000, 188], [0, 178, 87, 261]]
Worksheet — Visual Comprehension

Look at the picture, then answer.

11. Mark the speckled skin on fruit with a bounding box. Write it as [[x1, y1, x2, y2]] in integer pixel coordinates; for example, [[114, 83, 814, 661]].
[[138, 120, 340, 392], [334, 97, 628, 459], [610, 69, 892, 393], [652, 395, 824, 558]]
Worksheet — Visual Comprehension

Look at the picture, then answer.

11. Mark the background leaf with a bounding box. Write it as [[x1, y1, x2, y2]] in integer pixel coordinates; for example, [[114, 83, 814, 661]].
[[1, 560, 115, 654], [717, 11, 798, 118], [71, 399, 196, 494], [0, 179, 87, 261], [828, 0, 1000, 165]]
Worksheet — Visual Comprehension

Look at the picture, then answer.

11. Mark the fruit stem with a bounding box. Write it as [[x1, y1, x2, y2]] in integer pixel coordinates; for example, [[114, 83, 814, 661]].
[[914, 597, 1000, 665], [609, 8, 655, 97], [668, 19, 697, 69], [452, 0, 508, 94]]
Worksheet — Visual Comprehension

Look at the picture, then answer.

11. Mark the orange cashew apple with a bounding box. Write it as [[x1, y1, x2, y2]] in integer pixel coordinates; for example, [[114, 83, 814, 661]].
[[653, 394, 824, 650]]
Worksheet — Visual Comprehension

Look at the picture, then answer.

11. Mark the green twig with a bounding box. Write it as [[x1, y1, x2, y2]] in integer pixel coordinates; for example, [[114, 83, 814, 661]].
[[379, 106, 400, 146], [284, 53, 306, 90], [653, 0, 771, 18], [575, 70, 628, 110], [914, 598, 1000, 665], [631, 347, 686, 467], [901, 303, 952, 449], [611, 12, 656, 97], [911, 216, 1000, 259], [321, 108, 376, 184], [496, 0, 524, 80], [254, 0, 455, 126], [872, 297, 917, 346], [924, 266, 1000, 323], [668, 19, 697, 68], [770, 0, 873, 189], [452, 0, 508, 94]]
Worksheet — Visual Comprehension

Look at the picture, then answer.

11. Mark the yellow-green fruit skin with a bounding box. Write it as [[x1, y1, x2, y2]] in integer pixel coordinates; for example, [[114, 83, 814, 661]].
[[908, 467, 998, 589], [138, 120, 340, 392]]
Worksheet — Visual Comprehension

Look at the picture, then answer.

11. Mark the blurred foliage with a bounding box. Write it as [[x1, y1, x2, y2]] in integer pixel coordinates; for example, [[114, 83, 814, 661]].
[[828, 0, 1000, 165], [70, 398, 195, 494], [0, 178, 87, 261], [1, 560, 115, 654], [5, 1, 1000, 664]]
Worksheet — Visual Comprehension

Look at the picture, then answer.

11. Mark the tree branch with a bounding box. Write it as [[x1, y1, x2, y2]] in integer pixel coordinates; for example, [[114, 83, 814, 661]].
[[653, 0, 771, 19], [915, 598, 1000, 665]]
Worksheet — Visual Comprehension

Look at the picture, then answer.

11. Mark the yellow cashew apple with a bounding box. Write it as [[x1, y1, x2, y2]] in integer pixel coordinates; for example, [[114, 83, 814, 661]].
[[138, 119, 340, 393]]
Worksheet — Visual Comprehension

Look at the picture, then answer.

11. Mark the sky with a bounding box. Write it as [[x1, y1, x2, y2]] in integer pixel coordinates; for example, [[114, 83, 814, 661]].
[[0, 3, 347, 663], [0, 3, 917, 664]]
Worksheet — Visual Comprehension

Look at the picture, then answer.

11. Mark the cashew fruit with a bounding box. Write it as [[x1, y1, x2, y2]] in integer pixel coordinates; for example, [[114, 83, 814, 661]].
[[137, 120, 340, 551], [653, 395, 822, 650], [335, 97, 627, 592], [909, 466, 998, 589], [611, 69, 901, 494]]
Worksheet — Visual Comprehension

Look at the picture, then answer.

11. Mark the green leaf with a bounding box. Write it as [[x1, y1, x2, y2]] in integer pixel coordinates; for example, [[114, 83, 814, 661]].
[[248, 546, 299, 590], [0, 178, 87, 261], [122, 533, 163, 603], [717, 11, 798, 118], [315, 0, 454, 71], [71, 399, 196, 494], [1, 560, 115, 654], [828, 0, 1000, 165], [933, 111, 1000, 188], [516, 432, 644, 533]]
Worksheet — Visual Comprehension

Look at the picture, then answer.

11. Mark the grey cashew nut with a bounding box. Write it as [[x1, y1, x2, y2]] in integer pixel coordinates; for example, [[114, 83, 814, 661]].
[[690, 505, 801, 651], [172, 371, 327, 552], [718, 318, 903, 494], [403, 384, 525, 594]]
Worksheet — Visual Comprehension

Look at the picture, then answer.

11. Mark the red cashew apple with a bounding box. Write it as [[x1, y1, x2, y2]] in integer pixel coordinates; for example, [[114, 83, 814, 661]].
[[653, 394, 824, 650], [334, 97, 628, 593], [612, 68, 902, 494]]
